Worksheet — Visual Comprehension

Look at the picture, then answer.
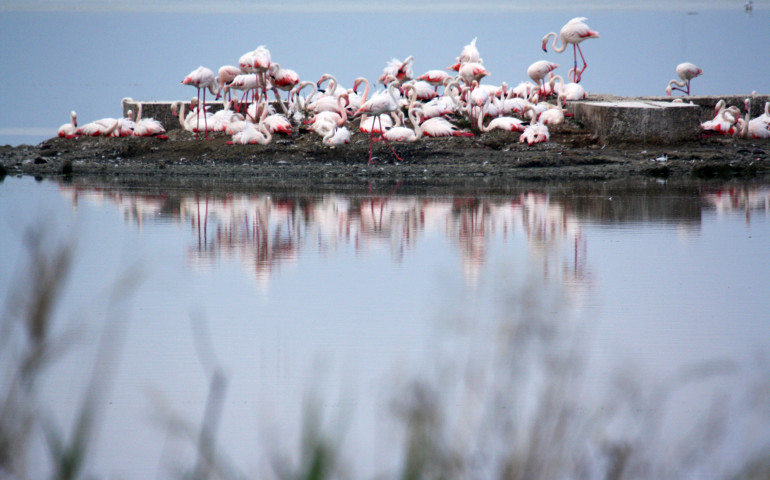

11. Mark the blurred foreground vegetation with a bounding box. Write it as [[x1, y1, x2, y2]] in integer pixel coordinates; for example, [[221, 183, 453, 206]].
[[1, 227, 769, 480]]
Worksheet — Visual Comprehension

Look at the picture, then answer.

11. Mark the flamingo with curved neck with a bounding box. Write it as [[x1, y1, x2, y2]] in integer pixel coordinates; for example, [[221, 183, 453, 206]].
[[666, 63, 703, 96], [58, 111, 78, 138], [541, 17, 599, 83]]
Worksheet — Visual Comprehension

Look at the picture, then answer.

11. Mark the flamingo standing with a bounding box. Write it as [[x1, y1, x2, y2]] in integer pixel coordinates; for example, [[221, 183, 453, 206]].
[[541, 17, 600, 83], [58, 111, 78, 138], [354, 81, 404, 163], [239, 46, 272, 104], [666, 62, 703, 96], [181, 66, 218, 139], [417, 70, 453, 92], [269, 62, 300, 104], [215, 65, 242, 104], [527, 60, 560, 97]]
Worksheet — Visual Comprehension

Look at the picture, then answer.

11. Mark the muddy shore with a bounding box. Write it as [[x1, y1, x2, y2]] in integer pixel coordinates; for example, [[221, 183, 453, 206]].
[[2, 118, 768, 190]]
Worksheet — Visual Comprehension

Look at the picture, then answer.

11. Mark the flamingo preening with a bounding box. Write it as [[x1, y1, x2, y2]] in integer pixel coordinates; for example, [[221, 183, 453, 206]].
[[541, 17, 599, 83], [666, 62, 703, 96]]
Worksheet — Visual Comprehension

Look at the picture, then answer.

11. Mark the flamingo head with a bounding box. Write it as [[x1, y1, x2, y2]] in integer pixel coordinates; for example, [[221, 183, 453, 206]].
[[541, 39, 548, 52], [666, 86, 672, 97]]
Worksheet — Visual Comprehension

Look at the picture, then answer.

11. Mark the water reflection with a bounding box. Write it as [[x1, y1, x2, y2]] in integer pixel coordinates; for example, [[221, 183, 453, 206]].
[[57, 182, 770, 292], [58, 183, 599, 293]]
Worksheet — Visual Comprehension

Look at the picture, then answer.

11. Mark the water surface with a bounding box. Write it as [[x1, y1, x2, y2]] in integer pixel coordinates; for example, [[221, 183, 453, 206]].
[[1, 176, 769, 478]]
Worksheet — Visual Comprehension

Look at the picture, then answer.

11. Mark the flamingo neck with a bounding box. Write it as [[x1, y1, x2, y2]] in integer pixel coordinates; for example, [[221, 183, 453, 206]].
[[545, 32, 568, 53]]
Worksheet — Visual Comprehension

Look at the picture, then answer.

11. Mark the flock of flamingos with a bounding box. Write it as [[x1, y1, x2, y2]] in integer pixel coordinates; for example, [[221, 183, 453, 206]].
[[57, 16, 770, 163]]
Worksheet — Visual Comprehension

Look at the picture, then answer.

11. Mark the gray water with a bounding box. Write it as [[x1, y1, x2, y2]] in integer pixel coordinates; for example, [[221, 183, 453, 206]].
[[1, 176, 769, 478], [1, 3, 769, 146]]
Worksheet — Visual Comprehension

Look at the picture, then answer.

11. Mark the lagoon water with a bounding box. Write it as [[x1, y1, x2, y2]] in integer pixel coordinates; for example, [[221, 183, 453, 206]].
[[1, 176, 770, 478]]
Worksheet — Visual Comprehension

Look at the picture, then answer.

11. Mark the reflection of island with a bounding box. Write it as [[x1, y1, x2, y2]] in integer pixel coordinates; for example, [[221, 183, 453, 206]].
[[67, 182, 769, 294]]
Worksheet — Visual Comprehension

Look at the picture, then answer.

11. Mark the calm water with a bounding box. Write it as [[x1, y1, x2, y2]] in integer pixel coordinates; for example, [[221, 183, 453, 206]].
[[1, 176, 769, 478], [1, 4, 769, 145]]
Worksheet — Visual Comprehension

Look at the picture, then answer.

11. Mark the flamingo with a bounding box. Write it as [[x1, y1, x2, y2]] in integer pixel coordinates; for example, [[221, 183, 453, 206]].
[[417, 70, 453, 92], [223, 74, 261, 114], [743, 99, 770, 139], [541, 17, 599, 83], [520, 122, 550, 145], [701, 105, 741, 135], [537, 98, 566, 127], [378, 55, 414, 84], [58, 111, 78, 138], [354, 81, 404, 163], [458, 62, 489, 85], [527, 61, 560, 97], [215, 65, 242, 104], [381, 109, 419, 143], [415, 110, 474, 138], [447, 37, 483, 71], [269, 62, 300, 103], [550, 74, 587, 101], [229, 122, 273, 145], [76, 117, 120, 137], [316, 122, 352, 146], [132, 102, 166, 137], [666, 63, 703, 96], [239, 45, 272, 103], [181, 66, 219, 138], [476, 99, 526, 133]]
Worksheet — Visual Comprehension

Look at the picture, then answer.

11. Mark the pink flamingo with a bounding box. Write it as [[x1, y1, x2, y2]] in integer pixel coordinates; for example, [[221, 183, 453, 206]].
[[269, 62, 300, 105], [477, 98, 525, 133], [417, 70, 453, 92], [745, 100, 770, 138], [354, 81, 404, 163], [378, 55, 414, 84], [215, 65, 242, 104], [520, 122, 550, 145], [458, 62, 489, 85], [239, 46, 272, 103], [58, 111, 78, 138], [666, 63, 703, 96], [132, 103, 166, 137], [541, 17, 599, 83], [181, 66, 218, 139], [527, 60, 560, 97], [381, 108, 419, 143], [447, 37, 483, 71]]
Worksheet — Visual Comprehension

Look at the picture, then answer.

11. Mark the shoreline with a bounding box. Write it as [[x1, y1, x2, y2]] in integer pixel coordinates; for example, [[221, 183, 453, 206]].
[[1, 117, 768, 186]]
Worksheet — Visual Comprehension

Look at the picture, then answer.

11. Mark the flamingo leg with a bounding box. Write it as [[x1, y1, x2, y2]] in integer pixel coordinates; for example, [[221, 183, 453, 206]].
[[574, 44, 589, 83], [377, 116, 403, 162], [368, 128, 375, 164], [203, 88, 210, 140], [196, 87, 202, 140]]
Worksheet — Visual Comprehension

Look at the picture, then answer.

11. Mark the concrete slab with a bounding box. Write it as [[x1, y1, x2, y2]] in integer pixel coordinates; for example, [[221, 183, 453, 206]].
[[569, 99, 701, 144]]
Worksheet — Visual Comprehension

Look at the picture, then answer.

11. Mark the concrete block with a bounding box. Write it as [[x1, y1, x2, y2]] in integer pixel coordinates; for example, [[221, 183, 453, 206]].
[[569, 99, 701, 144]]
